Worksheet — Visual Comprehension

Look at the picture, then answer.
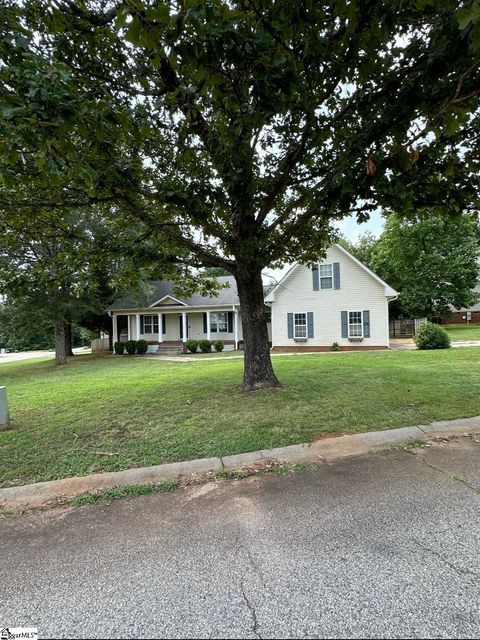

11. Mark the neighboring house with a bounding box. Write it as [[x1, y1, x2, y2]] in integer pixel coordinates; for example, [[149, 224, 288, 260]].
[[108, 245, 397, 352], [108, 277, 249, 352], [266, 244, 397, 351], [444, 274, 480, 324]]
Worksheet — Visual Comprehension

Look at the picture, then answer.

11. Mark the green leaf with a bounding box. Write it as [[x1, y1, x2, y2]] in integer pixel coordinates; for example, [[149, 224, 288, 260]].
[[457, 3, 480, 30]]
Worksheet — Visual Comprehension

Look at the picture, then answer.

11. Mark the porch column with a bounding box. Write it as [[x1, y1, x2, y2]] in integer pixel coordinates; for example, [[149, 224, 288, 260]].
[[111, 315, 117, 353], [182, 312, 187, 343], [234, 309, 238, 350], [127, 315, 131, 341], [136, 313, 141, 340], [158, 312, 163, 343], [206, 310, 211, 341]]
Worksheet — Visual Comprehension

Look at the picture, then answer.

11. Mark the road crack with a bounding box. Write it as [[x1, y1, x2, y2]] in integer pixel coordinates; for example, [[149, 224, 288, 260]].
[[417, 456, 480, 494], [240, 568, 262, 639], [412, 539, 480, 581]]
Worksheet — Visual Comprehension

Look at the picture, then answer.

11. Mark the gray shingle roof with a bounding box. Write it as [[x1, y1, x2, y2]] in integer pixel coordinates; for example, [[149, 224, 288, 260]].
[[109, 276, 240, 310]]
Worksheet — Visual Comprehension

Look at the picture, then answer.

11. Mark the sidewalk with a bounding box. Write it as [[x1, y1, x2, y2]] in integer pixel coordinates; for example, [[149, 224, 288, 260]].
[[2, 414, 480, 511]]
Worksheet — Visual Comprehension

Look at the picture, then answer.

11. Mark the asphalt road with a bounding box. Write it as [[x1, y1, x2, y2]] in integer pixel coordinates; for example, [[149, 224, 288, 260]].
[[1, 439, 479, 639]]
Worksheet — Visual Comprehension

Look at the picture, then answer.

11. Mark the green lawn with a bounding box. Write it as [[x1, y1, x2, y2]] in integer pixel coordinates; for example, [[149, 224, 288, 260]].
[[444, 323, 480, 341], [1, 349, 480, 488]]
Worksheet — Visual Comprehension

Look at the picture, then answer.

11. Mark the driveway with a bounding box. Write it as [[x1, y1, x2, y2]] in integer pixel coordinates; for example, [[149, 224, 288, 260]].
[[1, 439, 479, 639]]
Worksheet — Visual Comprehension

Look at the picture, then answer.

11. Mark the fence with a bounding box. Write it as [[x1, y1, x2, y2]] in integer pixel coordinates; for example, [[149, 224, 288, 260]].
[[389, 318, 427, 338], [91, 338, 111, 353]]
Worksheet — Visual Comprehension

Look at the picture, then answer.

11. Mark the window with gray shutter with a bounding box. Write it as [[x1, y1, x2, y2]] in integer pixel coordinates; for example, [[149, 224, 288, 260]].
[[363, 310, 371, 338], [287, 313, 294, 339], [333, 262, 340, 289], [312, 265, 319, 291], [307, 312, 314, 338], [341, 311, 348, 338]]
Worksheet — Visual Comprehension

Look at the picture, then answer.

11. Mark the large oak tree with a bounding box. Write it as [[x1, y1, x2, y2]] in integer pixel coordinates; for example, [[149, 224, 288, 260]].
[[1, 0, 480, 388]]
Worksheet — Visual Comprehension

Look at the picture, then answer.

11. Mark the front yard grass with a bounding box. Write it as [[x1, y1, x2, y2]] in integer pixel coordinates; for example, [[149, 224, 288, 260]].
[[1, 348, 480, 488], [444, 324, 480, 341]]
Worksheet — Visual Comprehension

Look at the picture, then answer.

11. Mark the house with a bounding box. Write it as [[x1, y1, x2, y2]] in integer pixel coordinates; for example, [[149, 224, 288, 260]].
[[108, 277, 249, 353], [266, 244, 397, 351], [444, 271, 480, 324], [108, 244, 397, 352]]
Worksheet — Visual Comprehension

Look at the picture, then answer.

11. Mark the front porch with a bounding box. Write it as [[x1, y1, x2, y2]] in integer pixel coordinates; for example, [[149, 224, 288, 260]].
[[111, 308, 241, 353]]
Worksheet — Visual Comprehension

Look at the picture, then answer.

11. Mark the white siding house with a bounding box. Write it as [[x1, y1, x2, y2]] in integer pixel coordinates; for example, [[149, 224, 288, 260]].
[[108, 245, 396, 353], [265, 244, 398, 351], [108, 277, 250, 353]]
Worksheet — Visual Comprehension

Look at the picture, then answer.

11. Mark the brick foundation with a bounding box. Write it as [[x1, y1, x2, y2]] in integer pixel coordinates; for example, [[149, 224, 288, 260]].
[[271, 345, 389, 352]]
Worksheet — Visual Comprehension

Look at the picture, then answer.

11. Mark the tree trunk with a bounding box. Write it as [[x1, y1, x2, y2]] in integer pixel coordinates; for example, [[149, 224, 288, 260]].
[[65, 323, 74, 356], [235, 265, 279, 391], [55, 323, 67, 365]]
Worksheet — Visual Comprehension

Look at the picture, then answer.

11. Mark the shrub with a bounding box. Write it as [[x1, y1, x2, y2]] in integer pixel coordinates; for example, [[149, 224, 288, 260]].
[[331, 341, 341, 351], [414, 322, 451, 350], [198, 339, 212, 353], [185, 339, 199, 353], [213, 340, 224, 352], [125, 339, 137, 355], [114, 341, 125, 355], [136, 339, 149, 354]]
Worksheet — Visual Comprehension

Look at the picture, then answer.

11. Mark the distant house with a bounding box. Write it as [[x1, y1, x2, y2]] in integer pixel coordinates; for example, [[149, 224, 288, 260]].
[[444, 277, 480, 325], [108, 244, 397, 352]]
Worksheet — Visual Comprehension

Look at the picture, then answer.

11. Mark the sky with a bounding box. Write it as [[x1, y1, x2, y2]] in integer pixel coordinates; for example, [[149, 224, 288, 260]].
[[334, 208, 384, 243], [263, 209, 385, 285]]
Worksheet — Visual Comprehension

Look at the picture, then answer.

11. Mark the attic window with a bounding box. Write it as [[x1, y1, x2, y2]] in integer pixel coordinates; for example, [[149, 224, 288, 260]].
[[319, 263, 333, 289]]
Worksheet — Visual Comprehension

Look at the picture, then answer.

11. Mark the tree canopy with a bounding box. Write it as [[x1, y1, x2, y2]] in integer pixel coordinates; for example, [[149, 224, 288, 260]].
[[367, 212, 480, 319], [1, 0, 480, 387]]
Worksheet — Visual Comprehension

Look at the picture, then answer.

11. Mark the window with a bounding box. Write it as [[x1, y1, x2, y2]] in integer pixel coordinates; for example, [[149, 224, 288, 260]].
[[210, 312, 228, 333], [143, 314, 159, 334], [319, 263, 333, 289], [294, 313, 307, 338], [348, 311, 363, 338]]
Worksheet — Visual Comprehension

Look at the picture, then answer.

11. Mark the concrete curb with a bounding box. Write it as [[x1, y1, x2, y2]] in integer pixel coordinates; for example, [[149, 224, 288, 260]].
[[2, 416, 480, 511]]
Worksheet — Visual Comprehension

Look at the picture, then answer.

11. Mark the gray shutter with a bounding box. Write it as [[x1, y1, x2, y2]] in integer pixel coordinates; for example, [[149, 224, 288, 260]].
[[307, 312, 314, 339], [312, 265, 319, 291], [140, 315, 144, 334], [341, 311, 348, 338], [333, 262, 340, 290], [162, 315, 166, 334], [287, 313, 294, 339], [363, 310, 370, 338]]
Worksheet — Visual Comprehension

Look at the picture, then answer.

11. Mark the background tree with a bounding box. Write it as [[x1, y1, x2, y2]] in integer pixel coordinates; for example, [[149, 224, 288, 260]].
[[369, 213, 480, 319], [343, 232, 380, 271], [1, 1, 480, 387]]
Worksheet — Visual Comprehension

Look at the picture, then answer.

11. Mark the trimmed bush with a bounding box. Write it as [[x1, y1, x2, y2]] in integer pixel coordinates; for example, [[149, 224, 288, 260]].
[[125, 339, 137, 355], [186, 339, 199, 353], [414, 322, 451, 350], [136, 339, 149, 354], [198, 339, 212, 353], [114, 341, 125, 355], [331, 341, 341, 351], [213, 340, 224, 352]]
